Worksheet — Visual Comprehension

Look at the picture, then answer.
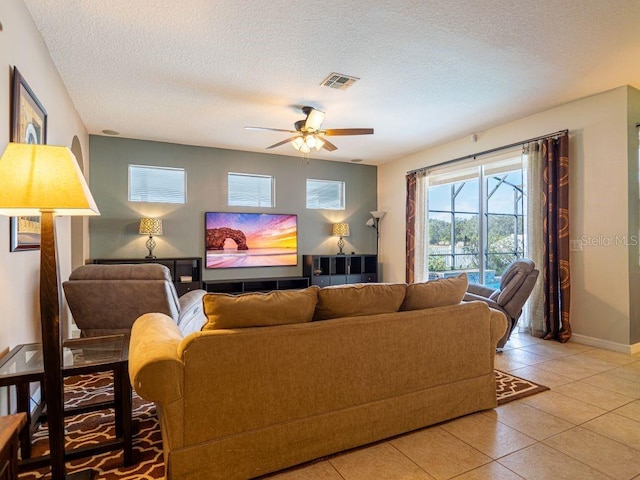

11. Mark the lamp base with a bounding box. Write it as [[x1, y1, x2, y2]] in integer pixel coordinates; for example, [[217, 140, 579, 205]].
[[337, 236, 345, 255], [145, 235, 156, 259]]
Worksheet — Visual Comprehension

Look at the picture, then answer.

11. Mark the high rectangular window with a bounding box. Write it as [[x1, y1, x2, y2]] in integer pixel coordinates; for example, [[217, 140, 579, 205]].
[[306, 179, 345, 210], [128, 165, 186, 204], [228, 172, 274, 207]]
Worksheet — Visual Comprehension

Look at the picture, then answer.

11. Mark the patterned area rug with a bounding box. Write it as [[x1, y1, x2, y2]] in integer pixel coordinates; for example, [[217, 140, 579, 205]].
[[18, 370, 547, 480], [495, 369, 549, 405]]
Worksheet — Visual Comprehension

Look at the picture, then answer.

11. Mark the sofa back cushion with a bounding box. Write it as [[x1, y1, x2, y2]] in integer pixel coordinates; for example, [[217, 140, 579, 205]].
[[400, 273, 468, 311], [202, 286, 319, 330], [313, 283, 407, 321]]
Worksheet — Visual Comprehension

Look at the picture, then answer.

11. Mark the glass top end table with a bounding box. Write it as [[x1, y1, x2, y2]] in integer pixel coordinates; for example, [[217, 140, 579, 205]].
[[0, 335, 126, 380], [0, 334, 132, 469]]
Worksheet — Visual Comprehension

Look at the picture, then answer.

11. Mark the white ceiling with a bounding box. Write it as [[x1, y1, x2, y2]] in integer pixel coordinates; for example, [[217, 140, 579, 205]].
[[23, 0, 640, 165]]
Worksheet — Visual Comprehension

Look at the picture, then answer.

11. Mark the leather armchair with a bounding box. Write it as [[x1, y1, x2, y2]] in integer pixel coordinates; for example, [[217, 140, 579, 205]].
[[63, 263, 207, 338], [463, 259, 539, 348]]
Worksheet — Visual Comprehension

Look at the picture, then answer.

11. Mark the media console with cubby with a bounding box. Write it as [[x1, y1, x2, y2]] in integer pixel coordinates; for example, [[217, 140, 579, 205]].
[[204, 276, 309, 294], [303, 254, 377, 286], [92, 254, 377, 296]]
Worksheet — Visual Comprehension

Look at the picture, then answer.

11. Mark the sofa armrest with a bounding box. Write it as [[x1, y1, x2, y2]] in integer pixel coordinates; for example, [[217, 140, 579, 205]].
[[466, 283, 496, 298], [178, 289, 207, 335], [129, 313, 185, 404]]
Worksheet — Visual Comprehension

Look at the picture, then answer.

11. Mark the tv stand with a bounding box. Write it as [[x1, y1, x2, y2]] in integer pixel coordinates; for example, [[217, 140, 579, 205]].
[[203, 276, 309, 294]]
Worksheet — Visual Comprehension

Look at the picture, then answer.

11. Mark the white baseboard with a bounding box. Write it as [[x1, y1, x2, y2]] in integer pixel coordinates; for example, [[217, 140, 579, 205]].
[[571, 333, 640, 355]]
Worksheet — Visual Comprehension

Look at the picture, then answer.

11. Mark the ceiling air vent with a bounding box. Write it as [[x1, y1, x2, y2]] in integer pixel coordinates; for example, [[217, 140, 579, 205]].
[[320, 73, 359, 90]]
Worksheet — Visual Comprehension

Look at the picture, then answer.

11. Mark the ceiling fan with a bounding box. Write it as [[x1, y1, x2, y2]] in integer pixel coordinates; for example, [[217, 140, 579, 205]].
[[245, 106, 374, 153]]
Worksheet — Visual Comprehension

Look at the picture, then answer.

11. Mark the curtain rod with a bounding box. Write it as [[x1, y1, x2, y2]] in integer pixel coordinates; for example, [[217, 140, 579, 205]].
[[407, 129, 569, 175]]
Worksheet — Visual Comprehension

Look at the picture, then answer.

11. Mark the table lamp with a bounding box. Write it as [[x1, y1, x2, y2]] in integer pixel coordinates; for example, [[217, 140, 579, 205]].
[[0, 143, 100, 480], [138, 217, 163, 258], [332, 222, 350, 255]]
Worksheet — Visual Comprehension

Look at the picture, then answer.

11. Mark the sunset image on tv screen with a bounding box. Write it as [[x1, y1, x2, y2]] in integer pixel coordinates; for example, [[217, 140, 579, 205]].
[[205, 212, 297, 268]]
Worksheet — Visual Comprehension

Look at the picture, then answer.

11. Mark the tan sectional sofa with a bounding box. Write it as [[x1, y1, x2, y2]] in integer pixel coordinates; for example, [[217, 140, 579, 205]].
[[129, 277, 508, 480]]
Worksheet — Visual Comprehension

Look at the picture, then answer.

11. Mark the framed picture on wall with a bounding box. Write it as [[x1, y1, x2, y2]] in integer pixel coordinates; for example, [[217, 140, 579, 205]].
[[9, 67, 47, 251]]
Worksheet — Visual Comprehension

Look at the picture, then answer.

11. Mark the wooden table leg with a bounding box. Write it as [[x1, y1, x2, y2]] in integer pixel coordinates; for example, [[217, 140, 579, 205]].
[[114, 363, 133, 466], [15, 382, 31, 460]]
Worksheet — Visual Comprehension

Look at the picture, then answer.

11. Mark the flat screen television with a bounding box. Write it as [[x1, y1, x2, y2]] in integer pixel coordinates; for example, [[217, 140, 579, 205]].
[[205, 212, 298, 269]]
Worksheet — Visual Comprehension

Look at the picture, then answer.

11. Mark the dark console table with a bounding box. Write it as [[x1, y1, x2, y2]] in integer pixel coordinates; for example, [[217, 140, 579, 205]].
[[204, 276, 309, 294], [92, 257, 202, 296]]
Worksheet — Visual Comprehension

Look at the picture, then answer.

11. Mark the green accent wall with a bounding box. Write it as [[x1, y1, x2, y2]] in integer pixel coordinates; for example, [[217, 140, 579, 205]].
[[89, 135, 378, 281]]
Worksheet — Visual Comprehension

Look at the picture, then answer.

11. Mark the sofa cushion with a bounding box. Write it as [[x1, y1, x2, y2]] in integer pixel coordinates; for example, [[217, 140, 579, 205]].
[[313, 283, 407, 321], [400, 273, 468, 311], [202, 286, 320, 330]]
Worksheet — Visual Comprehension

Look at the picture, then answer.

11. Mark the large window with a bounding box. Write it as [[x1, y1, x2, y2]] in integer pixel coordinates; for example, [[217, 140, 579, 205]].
[[427, 153, 524, 286], [128, 165, 186, 204], [228, 172, 274, 207]]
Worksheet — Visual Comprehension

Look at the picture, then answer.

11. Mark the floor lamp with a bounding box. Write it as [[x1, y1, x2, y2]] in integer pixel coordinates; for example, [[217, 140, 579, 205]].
[[367, 210, 385, 254], [0, 143, 100, 480]]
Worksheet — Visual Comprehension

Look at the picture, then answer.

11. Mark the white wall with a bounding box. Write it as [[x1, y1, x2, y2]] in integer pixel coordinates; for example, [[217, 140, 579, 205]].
[[378, 86, 637, 350], [0, 1, 89, 357]]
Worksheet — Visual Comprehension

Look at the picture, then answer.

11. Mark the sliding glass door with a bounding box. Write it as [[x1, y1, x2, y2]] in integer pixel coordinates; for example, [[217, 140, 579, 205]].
[[426, 152, 524, 286]]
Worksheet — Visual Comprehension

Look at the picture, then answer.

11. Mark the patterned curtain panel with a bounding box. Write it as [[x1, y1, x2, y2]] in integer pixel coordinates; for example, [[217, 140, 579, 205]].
[[406, 172, 417, 283], [542, 133, 571, 342]]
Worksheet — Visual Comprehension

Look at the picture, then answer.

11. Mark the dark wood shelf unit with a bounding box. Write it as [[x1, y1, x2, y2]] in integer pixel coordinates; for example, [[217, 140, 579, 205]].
[[204, 276, 310, 294], [303, 254, 378, 287], [92, 257, 202, 296]]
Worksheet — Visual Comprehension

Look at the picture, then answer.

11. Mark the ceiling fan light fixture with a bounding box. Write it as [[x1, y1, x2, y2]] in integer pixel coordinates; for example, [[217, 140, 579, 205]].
[[314, 137, 325, 151], [305, 109, 325, 132], [300, 143, 311, 154], [305, 135, 317, 149], [292, 137, 304, 151]]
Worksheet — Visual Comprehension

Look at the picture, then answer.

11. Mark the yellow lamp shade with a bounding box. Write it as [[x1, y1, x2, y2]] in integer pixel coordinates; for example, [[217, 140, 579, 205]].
[[332, 222, 350, 237], [139, 218, 163, 236], [0, 143, 99, 216]]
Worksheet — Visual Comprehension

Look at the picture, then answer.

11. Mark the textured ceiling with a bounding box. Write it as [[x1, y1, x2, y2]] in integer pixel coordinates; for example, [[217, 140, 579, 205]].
[[23, 0, 640, 165]]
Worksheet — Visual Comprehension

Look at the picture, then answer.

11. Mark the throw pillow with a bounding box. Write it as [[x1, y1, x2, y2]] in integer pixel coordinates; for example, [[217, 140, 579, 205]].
[[202, 286, 320, 330], [400, 272, 468, 311], [313, 283, 407, 321]]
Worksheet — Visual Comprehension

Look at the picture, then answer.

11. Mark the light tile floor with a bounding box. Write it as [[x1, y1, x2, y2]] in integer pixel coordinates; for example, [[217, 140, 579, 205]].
[[267, 331, 640, 480]]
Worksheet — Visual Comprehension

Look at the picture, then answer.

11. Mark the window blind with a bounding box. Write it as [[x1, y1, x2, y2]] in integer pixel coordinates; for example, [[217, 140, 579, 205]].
[[306, 179, 345, 210], [228, 172, 274, 207], [128, 165, 186, 204]]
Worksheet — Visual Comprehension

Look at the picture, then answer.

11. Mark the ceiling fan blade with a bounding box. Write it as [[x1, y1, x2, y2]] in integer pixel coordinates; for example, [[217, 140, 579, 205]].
[[317, 136, 338, 151], [321, 128, 374, 136], [304, 109, 325, 132], [245, 126, 298, 133], [266, 136, 300, 149]]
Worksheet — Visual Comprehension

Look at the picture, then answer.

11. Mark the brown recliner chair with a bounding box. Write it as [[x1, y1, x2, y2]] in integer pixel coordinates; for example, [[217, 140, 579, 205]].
[[63, 263, 207, 338], [463, 259, 539, 349]]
